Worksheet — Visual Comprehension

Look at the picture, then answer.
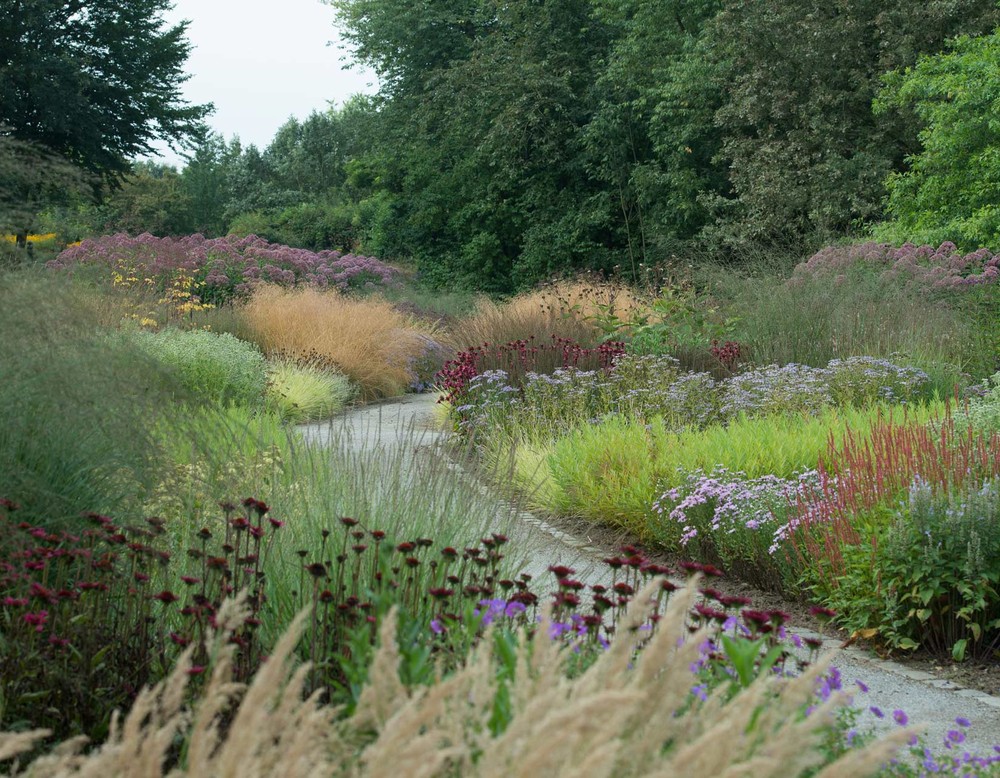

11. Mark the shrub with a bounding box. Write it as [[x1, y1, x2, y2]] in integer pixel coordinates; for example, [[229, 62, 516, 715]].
[[656, 468, 821, 592], [239, 285, 432, 399], [126, 327, 268, 406], [880, 477, 1000, 661], [265, 359, 355, 422], [951, 371, 1000, 432]]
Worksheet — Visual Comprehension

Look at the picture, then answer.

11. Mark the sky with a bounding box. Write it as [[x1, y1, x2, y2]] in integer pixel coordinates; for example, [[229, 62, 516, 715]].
[[146, 0, 377, 168]]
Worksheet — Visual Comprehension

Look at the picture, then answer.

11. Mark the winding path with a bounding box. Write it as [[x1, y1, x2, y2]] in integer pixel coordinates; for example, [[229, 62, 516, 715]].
[[299, 394, 1000, 760]]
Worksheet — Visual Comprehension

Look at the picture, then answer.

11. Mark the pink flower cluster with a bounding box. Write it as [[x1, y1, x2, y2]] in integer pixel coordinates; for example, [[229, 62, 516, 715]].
[[49, 232, 400, 303], [792, 241, 1000, 292]]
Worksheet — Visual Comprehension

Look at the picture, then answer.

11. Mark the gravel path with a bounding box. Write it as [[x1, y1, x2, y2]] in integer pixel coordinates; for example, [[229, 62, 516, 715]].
[[299, 394, 1000, 762]]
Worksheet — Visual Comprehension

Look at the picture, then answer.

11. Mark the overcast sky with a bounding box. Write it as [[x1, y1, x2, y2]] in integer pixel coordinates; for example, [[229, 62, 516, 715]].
[[147, 0, 377, 168]]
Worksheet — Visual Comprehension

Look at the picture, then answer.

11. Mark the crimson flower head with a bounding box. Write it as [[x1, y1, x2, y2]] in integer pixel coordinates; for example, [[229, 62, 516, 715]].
[[396, 541, 416, 553], [269, 517, 285, 529], [548, 565, 575, 578], [153, 590, 179, 604], [305, 562, 327, 578], [230, 517, 250, 531], [340, 517, 359, 528], [242, 498, 269, 516]]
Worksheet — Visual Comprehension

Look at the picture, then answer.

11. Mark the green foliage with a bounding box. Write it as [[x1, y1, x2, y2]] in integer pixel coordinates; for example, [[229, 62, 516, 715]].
[[952, 372, 1000, 433], [715, 262, 984, 389], [91, 162, 194, 236], [874, 30, 1000, 250], [880, 478, 1000, 660], [698, 0, 1000, 251], [265, 359, 356, 422], [502, 404, 941, 545], [126, 327, 268, 407], [0, 271, 192, 526], [0, 0, 210, 186]]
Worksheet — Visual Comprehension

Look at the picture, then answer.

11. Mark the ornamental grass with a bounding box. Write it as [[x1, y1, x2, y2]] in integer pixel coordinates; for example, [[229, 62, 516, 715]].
[[239, 285, 433, 399], [0, 582, 912, 777]]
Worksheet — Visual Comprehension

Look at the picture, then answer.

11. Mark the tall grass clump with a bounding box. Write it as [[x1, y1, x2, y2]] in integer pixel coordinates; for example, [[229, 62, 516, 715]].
[[239, 285, 433, 399], [0, 582, 913, 777], [124, 326, 268, 406], [146, 403, 523, 624], [715, 258, 991, 389], [450, 278, 641, 350], [265, 359, 356, 421], [0, 271, 193, 528]]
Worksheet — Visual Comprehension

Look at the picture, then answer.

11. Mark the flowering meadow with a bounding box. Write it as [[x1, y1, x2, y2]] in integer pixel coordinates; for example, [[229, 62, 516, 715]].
[[48, 232, 401, 305], [4, 238, 1000, 773], [442, 245, 1000, 678]]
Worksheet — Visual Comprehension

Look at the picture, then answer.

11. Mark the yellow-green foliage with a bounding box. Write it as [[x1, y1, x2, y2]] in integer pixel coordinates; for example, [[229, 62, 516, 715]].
[[240, 285, 433, 399], [265, 359, 356, 422], [0, 583, 910, 776], [505, 403, 943, 545]]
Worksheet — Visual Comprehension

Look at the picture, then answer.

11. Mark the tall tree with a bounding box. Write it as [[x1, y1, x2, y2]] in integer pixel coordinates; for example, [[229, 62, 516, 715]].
[[0, 0, 210, 239], [873, 30, 1000, 250], [700, 0, 1000, 251]]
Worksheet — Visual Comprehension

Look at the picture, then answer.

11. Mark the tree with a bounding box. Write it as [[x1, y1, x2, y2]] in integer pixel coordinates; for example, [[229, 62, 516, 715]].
[[0, 0, 211, 238], [699, 0, 1000, 251], [873, 30, 1000, 250], [93, 161, 193, 236]]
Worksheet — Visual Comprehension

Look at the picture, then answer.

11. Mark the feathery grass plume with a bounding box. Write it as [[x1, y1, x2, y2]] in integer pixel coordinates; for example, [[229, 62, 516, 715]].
[[240, 284, 432, 399], [451, 279, 621, 350], [2, 582, 913, 777]]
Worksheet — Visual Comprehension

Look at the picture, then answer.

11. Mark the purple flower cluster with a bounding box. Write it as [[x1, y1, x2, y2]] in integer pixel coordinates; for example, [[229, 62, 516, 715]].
[[656, 467, 824, 556], [48, 232, 400, 303], [793, 241, 1000, 292], [721, 358, 929, 418]]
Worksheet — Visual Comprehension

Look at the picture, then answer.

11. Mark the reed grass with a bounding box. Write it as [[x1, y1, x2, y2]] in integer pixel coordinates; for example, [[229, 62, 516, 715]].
[[449, 278, 642, 350]]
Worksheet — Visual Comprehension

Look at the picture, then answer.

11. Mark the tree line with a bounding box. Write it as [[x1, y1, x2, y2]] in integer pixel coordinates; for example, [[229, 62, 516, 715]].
[[8, 1, 1000, 292]]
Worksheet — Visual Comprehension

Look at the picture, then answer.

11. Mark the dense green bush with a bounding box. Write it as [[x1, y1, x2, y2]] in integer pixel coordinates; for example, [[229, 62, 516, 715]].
[[881, 477, 1000, 660], [127, 327, 268, 406]]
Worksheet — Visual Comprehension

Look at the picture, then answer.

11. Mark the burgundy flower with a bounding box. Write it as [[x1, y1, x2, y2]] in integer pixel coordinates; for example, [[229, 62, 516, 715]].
[[153, 590, 179, 604]]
